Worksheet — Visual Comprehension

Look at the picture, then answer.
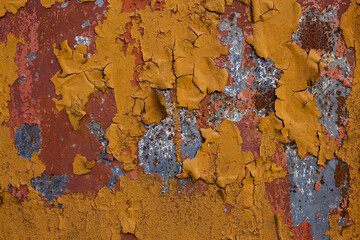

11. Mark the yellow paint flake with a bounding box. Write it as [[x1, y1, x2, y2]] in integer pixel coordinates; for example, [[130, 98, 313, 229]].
[[72, 154, 95, 175], [258, 113, 284, 158], [0, 0, 27, 17], [105, 115, 144, 171]]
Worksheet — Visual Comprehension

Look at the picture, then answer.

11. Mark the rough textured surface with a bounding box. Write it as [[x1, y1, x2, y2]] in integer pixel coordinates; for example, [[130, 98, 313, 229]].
[[0, 0, 358, 239]]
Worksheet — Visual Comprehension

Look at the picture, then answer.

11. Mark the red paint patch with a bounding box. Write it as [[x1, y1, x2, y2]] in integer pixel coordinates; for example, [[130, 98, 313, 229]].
[[8, 185, 29, 202], [315, 181, 321, 191], [292, 220, 313, 240], [1, 0, 118, 196], [265, 145, 293, 227], [122, 234, 138, 240], [223, 202, 233, 216], [233, 111, 261, 158], [177, 179, 209, 198]]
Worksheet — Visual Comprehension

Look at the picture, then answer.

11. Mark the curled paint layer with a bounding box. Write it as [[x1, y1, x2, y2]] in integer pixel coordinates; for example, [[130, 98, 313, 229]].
[[51, 40, 107, 130], [133, 0, 228, 109], [247, 0, 337, 163], [178, 119, 253, 188]]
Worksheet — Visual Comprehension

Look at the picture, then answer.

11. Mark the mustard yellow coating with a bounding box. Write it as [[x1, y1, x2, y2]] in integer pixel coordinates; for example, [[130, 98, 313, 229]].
[[0, 34, 24, 124], [51, 40, 107, 130], [0, 0, 328, 239], [0, 0, 27, 17], [179, 120, 253, 188], [133, 0, 228, 109], [73, 154, 94, 175], [1, 172, 292, 239]]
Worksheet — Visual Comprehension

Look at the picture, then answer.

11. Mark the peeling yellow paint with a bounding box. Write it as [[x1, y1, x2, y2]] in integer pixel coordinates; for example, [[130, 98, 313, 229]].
[[0, 0, 27, 17], [0, 34, 24, 124], [51, 40, 107, 130], [3, 0, 349, 238], [258, 112, 284, 158], [247, 0, 336, 163], [133, 1, 228, 109], [178, 119, 253, 188]]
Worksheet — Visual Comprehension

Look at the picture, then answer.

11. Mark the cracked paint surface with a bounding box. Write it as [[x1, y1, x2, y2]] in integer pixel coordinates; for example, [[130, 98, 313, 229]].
[[0, 0, 359, 239]]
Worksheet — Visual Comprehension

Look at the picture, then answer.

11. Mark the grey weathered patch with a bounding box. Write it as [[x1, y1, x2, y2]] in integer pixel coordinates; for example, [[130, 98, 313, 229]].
[[31, 173, 69, 202], [138, 91, 181, 180], [309, 76, 350, 138], [178, 108, 202, 159], [15, 123, 42, 160], [293, 6, 339, 55], [86, 119, 110, 163], [218, 12, 281, 121], [286, 145, 346, 240], [138, 90, 203, 185], [107, 166, 124, 189]]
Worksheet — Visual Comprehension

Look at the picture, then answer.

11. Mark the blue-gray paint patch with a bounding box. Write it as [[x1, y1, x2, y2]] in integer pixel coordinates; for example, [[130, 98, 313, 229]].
[[74, 36, 91, 48], [326, 56, 351, 79], [309, 77, 350, 138], [26, 52, 37, 61], [138, 119, 180, 179], [178, 108, 202, 159], [31, 173, 69, 202], [220, 12, 248, 96], [251, 55, 281, 91], [286, 145, 344, 240], [217, 11, 281, 121], [15, 123, 41, 160], [61, 1, 69, 8], [138, 91, 182, 180], [107, 166, 124, 189], [86, 119, 109, 163], [293, 6, 339, 55], [95, 0, 104, 7], [138, 91, 202, 184], [81, 20, 90, 28]]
